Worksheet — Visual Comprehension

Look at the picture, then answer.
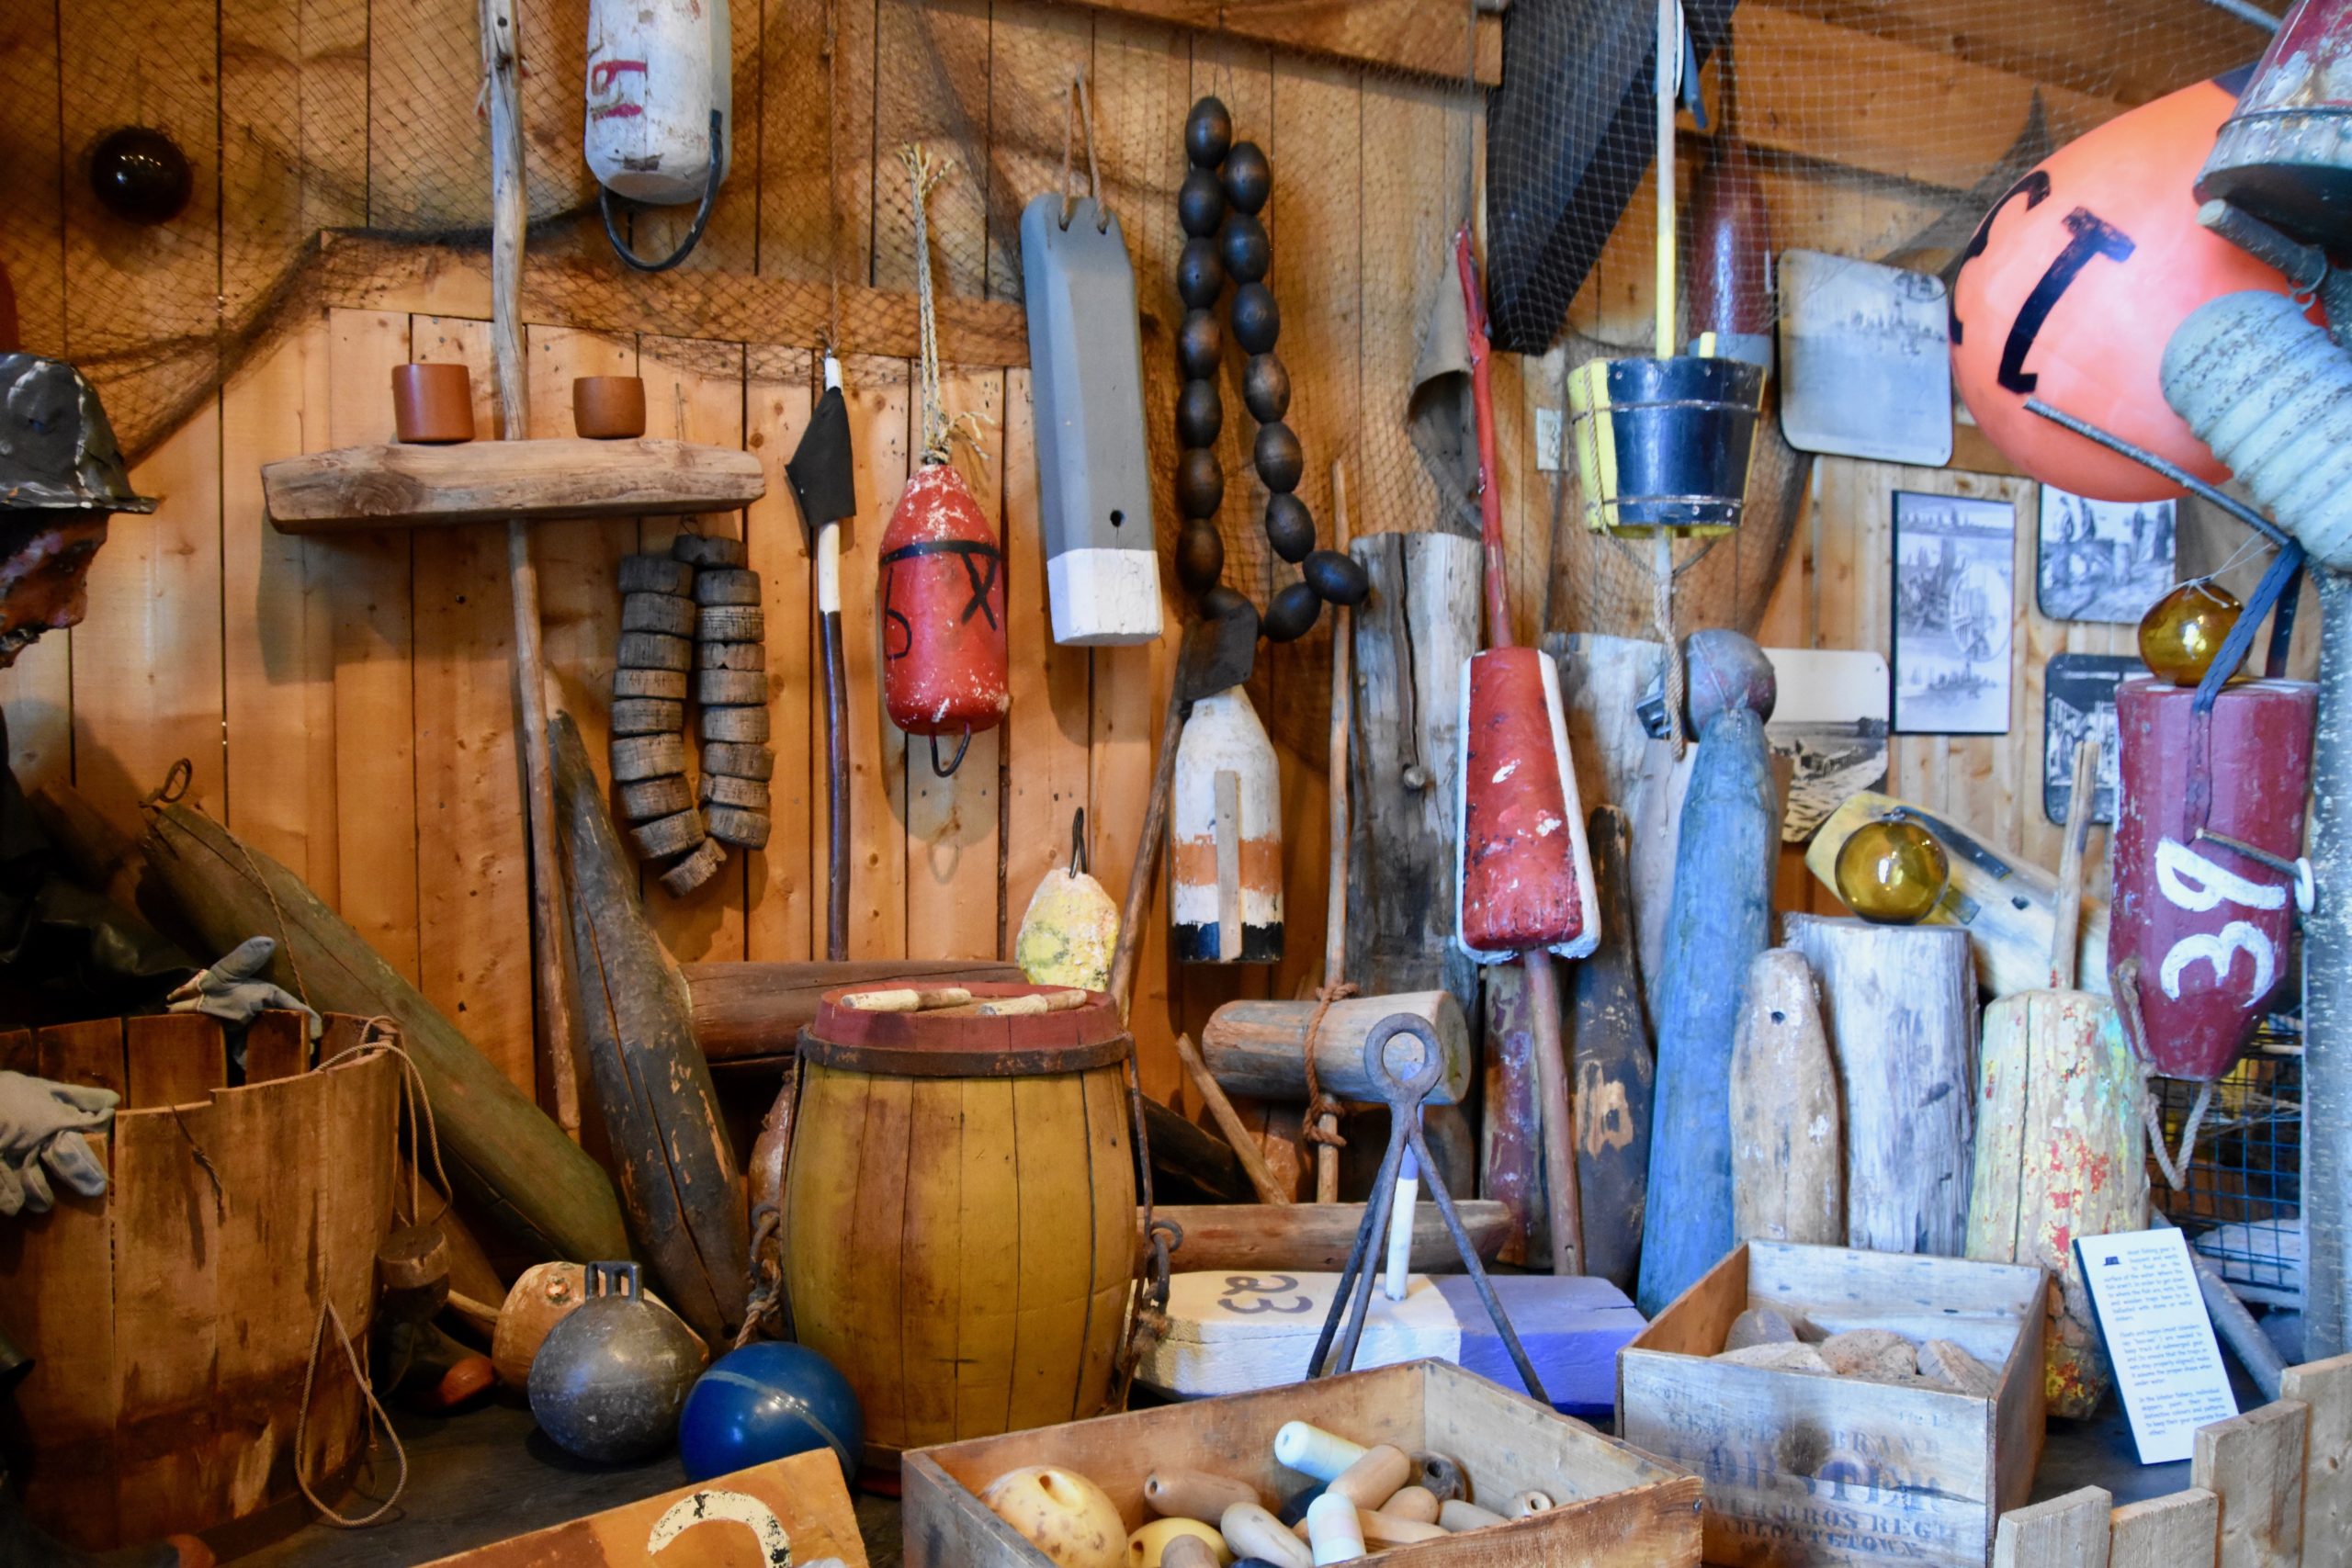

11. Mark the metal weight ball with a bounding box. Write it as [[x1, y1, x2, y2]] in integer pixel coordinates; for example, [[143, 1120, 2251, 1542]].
[[1243, 353, 1290, 423], [1177, 310, 1224, 380], [1179, 167, 1227, 239], [1176, 378, 1223, 450], [1176, 523, 1226, 596], [526, 1262, 706, 1464], [1175, 448, 1226, 520], [678, 1341, 865, 1484], [1185, 96, 1233, 170], [1253, 422, 1304, 493], [1264, 492, 1316, 563], [1302, 547, 1371, 606], [1177, 238, 1225, 310], [89, 126, 193, 225], [1220, 214, 1270, 285], [1221, 141, 1272, 216], [1231, 283, 1282, 355], [1262, 581, 1323, 642]]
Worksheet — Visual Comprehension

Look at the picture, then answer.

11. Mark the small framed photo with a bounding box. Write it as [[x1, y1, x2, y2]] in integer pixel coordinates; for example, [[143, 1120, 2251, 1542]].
[[2037, 486, 2177, 623], [1894, 489, 2016, 735], [2043, 653, 2139, 824]]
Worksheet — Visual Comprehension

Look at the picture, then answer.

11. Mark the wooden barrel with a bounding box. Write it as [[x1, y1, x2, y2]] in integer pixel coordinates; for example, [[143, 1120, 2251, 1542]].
[[784, 984, 1137, 1460], [0, 1010, 396, 1551]]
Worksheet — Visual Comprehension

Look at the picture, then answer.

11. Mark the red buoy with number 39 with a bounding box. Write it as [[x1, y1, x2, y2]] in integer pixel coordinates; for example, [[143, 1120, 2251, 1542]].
[[1951, 77, 2301, 502]]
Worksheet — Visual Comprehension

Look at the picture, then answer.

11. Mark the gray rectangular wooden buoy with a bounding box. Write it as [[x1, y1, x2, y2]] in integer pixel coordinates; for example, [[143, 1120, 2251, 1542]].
[[1021, 191, 1163, 647]]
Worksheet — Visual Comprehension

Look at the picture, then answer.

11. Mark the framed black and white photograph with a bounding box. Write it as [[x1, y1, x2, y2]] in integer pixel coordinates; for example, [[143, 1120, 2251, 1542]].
[[1894, 490, 2016, 735], [2037, 485, 2177, 623], [2043, 653, 2138, 824], [1763, 648, 1891, 843]]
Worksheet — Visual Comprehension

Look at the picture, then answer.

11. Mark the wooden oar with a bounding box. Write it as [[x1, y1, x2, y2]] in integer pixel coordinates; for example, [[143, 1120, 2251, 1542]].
[[1316, 459, 1355, 1203]]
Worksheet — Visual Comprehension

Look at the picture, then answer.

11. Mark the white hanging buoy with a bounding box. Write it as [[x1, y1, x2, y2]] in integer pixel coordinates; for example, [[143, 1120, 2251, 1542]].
[[1170, 686, 1282, 964], [584, 0, 731, 270]]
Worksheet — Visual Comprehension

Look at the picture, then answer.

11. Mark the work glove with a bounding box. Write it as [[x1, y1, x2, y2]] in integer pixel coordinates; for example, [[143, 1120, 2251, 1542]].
[[0, 1071, 115, 1216], [166, 936, 322, 1041]]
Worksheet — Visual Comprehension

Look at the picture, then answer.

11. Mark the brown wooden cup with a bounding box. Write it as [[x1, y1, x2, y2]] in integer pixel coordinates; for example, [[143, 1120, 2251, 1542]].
[[573, 375, 648, 439], [390, 362, 475, 444]]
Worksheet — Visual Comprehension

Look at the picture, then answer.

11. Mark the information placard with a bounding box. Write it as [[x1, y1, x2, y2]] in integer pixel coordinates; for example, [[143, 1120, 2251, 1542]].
[[2076, 1227, 2240, 1463]]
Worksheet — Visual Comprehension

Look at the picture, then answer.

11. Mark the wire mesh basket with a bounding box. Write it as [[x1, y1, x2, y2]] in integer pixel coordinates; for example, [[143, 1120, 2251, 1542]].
[[2151, 1015, 2303, 1310]]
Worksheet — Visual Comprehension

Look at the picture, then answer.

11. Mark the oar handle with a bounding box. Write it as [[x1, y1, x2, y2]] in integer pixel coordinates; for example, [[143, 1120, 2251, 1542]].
[[1454, 228, 1512, 649]]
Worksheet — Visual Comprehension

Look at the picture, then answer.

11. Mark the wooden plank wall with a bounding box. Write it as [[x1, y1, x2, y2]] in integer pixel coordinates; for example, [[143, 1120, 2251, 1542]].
[[0, 0, 2294, 1141], [0, 0, 1481, 1115]]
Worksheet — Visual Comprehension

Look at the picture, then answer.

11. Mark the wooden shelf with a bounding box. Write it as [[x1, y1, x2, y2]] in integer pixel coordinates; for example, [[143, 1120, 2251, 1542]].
[[263, 437, 765, 535]]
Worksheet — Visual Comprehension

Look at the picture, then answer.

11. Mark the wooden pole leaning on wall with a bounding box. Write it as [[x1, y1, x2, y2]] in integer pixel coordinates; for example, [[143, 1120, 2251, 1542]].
[[1317, 459, 1355, 1205], [481, 0, 582, 1138]]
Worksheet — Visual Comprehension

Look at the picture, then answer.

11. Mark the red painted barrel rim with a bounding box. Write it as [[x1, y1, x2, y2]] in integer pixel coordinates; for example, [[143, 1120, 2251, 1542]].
[[803, 982, 1133, 1077]]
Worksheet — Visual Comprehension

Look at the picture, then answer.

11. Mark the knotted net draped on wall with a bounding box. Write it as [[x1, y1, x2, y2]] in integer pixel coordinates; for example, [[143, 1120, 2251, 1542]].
[[0, 0, 2278, 720]]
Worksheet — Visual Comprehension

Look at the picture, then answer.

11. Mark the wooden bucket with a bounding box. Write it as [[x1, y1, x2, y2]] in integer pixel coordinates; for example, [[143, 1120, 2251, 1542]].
[[784, 984, 1138, 1461], [0, 1010, 397, 1551]]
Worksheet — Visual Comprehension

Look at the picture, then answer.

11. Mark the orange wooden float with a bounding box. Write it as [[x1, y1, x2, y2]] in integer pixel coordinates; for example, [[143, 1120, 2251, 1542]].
[[782, 983, 1138, 1463], [0, 1010, 397, 1552]]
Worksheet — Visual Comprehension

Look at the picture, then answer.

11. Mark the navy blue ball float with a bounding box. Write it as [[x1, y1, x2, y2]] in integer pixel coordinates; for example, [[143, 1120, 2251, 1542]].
[[679, 1341, 864, 1483]]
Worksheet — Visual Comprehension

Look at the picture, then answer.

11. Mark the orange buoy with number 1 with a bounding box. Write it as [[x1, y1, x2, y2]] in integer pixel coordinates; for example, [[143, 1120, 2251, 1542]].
[[880, 145, 1010, 775]]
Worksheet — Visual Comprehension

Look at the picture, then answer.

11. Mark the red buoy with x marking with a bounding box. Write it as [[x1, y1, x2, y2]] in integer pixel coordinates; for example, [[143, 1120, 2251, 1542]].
[[880, 457, 1010, 774]]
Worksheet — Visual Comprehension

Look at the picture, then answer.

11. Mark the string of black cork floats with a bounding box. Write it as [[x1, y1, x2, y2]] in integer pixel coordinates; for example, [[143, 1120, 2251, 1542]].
[[1171, 96, 1370, 643]]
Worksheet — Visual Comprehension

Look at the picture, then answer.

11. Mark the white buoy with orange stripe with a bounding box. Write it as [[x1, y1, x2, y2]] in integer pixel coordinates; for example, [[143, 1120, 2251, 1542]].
[[1170, 687, 1283, 964]]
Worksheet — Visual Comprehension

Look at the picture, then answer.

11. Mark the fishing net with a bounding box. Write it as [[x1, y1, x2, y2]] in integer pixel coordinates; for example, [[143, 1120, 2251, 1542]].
[[0, 0, 2284, 709]]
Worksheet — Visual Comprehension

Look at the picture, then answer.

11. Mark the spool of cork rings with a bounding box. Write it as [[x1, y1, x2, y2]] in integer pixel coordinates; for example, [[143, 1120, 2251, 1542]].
[[391, 363, 475, 444], [686, 533, 773, 852], [573, 375, 648, 440], [612, 551, 720, 894]]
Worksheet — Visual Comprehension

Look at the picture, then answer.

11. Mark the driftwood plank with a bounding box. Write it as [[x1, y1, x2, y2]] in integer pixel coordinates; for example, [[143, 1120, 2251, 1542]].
[[262, 437, 764, 533], [684, 959, 1024, 1062], [2193, 1398, 2310, 1568], [1730, 948, 1841, 1248], [2281, 1355, 2352, 1562], [2109, 1487, 2220, 1568], [1144, 1201, 1510, 1274], [551, 714, 747, 1346], [1992, 1486, 2110, 1568], [1782, 915, 1976, 1258], [1569, 806, 1654, 1294]]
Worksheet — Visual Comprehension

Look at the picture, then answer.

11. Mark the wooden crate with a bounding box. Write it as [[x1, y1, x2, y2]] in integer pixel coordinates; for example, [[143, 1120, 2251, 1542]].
[[1618, 1241, 2048, 1568], [901, 1358, 1702, 1566]]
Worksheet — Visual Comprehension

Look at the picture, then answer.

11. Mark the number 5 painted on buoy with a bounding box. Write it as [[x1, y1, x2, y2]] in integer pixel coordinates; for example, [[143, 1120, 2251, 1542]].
[[2154, 838, 2284, 1003]]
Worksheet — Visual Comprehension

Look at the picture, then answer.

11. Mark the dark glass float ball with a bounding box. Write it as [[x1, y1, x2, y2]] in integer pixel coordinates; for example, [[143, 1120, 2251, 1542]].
[[89, 126, 192, 225], [1177, 238, 1225, 310], [1222, 141, 1272, 216], [1264, 492, 1315, 563], [1243, 353, 1290, 423], [1303, 548, 1370, 607], [1220, 214, 1270, 285], [1200, 585, 1258, 638], [1175, 522, 1226, 596], [1185, 96, 1233, 170], [1176, 378, 1223, 448], [1231, 283, 1281, 355], [1177, 309, 1223, 380], [1262, 581, 1322, 643], [1253, 421, 1303, 493], [1176, 447, 1225, 520], [1179, 167, 1227, 239]]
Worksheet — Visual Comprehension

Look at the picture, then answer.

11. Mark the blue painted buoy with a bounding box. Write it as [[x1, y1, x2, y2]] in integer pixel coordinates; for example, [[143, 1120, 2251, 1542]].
[[678, 1341, 864, 1483]]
